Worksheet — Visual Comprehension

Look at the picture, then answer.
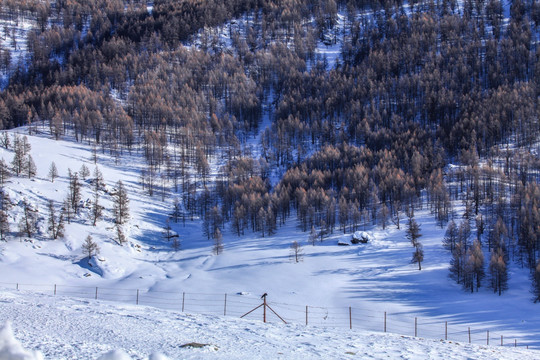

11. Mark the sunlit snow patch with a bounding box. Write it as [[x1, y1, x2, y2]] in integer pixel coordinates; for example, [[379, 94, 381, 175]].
[[0, 322, 43, 360]]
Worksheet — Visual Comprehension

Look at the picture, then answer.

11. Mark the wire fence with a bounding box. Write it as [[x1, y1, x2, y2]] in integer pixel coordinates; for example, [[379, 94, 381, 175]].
[[0, 281, 536, 349]]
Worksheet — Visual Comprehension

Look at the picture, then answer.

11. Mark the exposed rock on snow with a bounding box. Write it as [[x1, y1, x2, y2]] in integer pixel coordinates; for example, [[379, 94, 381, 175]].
[[180, 342, 218, 351], [352, 231, 372, 244]]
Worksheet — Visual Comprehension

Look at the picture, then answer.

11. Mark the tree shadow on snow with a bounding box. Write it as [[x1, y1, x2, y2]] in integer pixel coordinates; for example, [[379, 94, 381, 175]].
[[74, 257, 103, 277]]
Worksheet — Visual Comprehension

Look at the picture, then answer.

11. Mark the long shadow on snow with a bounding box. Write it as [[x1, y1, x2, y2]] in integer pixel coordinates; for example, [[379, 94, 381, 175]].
[[133, 209, 215, 252], [133, 254, 209, 265], [341, 266, 540, 346], [207, 254, 292, 272]]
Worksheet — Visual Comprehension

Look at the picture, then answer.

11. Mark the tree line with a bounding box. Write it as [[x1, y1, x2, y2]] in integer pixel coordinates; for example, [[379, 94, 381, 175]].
[[0, 0, 537, 298]]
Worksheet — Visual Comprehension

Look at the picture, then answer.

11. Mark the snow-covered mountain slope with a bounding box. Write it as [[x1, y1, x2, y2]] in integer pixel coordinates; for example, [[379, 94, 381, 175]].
[[0, 128, 539, 353], [1, 289, 539, 360]]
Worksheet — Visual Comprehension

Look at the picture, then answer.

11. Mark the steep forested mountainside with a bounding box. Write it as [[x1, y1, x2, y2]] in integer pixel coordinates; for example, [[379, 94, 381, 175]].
[[0, 0, 538, 298]]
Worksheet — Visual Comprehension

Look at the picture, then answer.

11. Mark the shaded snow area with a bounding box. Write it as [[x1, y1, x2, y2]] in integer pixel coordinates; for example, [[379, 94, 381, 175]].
[[0, 15, 34, 86], [189, 10, 346, 71], [0, 129, 539, 357], [0, 16, 34, 63], [0, 290, 539, 360]]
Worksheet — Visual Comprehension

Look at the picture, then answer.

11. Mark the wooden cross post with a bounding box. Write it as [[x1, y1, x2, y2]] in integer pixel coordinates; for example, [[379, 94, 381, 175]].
[[240, 293, 286, 324], [262, 293, 267, 323]]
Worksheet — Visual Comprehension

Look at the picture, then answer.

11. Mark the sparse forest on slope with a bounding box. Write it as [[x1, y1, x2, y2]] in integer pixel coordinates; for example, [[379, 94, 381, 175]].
[[0, 0, 538, 298]]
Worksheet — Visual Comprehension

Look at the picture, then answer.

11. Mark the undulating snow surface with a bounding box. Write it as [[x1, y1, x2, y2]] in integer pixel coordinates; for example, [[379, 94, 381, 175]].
[[0, 289, 539, 360], [0, 128, 539, 358]]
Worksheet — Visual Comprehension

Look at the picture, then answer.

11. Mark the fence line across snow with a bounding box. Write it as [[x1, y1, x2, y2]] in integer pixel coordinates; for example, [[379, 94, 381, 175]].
[[0, 281, 536, 350]]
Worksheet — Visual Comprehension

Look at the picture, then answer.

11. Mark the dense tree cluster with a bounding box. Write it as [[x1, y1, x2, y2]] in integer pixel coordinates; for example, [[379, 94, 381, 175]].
[[0, 0, 537, 295]]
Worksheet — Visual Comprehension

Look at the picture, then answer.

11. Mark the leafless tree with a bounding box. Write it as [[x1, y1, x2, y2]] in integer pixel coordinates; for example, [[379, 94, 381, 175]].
[[532, 260, 540, 303], [91, 185, 103, 227], [79, 164, 90, 180], [115, 224, 127, 245], [48, 161, 58, 183], [489, 243, 508, 296], [67, 169, 82, 214], [18, 198, 37, 238], [26, 154, 36, 178], [11, 134, 27, 176], [0, 132, 10, 149], [47, 200, 64, 239], [113, 180, 129, 224], [0, 187, 11, 241], [290, 241, 304, 263], [0, 158, 10, 185], [406, 215, 423, 270], [213, 228, 223, 255], [309, 225, 317, 246]]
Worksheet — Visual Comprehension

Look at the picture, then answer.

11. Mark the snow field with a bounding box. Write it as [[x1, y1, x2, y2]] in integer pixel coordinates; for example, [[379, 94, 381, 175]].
[[0, 129, 538, 356], [1, 289, 539, 360]]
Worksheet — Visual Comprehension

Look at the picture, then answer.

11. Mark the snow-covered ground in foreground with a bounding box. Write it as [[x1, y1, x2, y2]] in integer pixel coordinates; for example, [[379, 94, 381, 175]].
[[0, 289, 539, 360], [0, 127, 539, 355]]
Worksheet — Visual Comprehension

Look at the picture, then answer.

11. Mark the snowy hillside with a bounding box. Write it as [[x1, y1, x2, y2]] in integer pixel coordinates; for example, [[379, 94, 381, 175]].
[[0, 0, 537, 357], [0, 127, 539, 357], [1, 289, 539, 360]]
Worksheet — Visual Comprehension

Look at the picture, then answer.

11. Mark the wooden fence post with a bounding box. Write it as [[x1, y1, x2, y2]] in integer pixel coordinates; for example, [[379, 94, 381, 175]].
[[240, 293, 286, 324], [9, 282, 528, 348], [263, 295, 267, 323]]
